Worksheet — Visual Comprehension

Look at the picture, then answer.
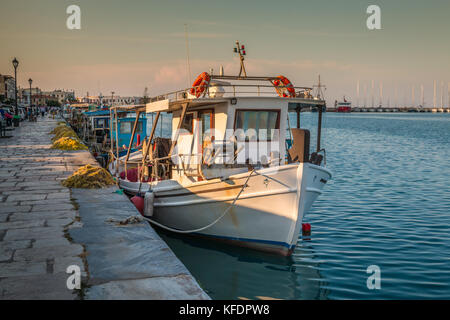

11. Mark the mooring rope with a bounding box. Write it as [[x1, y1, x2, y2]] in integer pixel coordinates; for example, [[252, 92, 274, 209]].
[[141, 169, 258, 234]]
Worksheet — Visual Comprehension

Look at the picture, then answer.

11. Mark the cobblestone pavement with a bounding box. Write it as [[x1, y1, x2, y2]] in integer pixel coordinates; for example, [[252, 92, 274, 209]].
[[0, 116, 87, 299]]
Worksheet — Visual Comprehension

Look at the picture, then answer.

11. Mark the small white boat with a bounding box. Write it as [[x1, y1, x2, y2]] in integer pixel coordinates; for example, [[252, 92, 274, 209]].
[[109, 50, 331, 255]]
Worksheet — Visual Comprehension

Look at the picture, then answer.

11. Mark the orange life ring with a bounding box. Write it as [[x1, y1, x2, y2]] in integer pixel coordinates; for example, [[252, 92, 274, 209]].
[[190, 72, 211, 98], [272, 75, 296, 98]]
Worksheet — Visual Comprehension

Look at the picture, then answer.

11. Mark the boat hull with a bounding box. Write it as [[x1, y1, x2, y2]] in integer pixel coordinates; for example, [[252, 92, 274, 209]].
[[119, 163, 331, 255]]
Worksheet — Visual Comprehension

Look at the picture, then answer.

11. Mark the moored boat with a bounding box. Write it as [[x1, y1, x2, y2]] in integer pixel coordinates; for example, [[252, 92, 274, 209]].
[[110, 45, 332, 255]]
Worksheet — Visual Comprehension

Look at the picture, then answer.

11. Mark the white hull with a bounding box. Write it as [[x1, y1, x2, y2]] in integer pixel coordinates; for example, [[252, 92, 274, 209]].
[[119, 163, 331, 255]]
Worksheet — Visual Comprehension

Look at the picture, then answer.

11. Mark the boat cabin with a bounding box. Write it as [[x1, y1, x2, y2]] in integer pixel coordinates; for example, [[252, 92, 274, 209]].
[[110, 112, 147, 148], [110, 73, 326, 184]]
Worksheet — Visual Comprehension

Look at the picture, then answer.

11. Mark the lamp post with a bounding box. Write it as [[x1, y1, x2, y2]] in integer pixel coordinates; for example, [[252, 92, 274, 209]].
[[28, 78, 32, 119], [111, 91, 115, 107], [12, 57, 19, 116]]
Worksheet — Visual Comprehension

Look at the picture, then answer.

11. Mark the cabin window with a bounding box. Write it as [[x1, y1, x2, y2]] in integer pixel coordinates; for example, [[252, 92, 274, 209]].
[[181, 113, 194, 134], [119, 121, 142, 134], [235, 110, 279, 141]]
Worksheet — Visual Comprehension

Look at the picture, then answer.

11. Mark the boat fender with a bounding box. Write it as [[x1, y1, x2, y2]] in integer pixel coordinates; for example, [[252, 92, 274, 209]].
[[302, 223, 311, 236], [131, 195, 144, 215], [144, 191, 155, 217]]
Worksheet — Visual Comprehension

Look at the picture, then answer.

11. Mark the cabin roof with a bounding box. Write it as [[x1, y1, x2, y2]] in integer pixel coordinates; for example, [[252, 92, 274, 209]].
[[143, 96, 325, 113]]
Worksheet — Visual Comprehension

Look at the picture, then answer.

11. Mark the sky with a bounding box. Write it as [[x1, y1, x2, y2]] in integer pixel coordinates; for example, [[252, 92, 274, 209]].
[[1, 0, 449, 107]]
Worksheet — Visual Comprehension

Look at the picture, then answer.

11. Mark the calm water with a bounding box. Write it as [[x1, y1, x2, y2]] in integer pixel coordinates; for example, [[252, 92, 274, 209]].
[[157, 113, 450, 300]]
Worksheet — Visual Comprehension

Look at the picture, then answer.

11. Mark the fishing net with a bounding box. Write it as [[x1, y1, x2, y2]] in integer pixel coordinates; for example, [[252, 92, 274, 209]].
[[62, 164, 115, 188], [50, 124, 68, 135], [51, 137, 88, 150], [51, 127, 78, 142]]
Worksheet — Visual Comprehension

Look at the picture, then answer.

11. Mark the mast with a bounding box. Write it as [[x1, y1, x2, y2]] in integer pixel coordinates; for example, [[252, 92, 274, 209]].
[[234, 41, 247, 77], [356, 80, 360, 107], [364, 83, 367, 107], [313, 74, 326, 100], [420, 84, 424, 107], [371, 80, 374, 108], [433, 80, 437, 108], [395, 85, 398, 108], [441, 81, 444, 108], [379, 81, 383, 107], [411, 85, 415, 107]]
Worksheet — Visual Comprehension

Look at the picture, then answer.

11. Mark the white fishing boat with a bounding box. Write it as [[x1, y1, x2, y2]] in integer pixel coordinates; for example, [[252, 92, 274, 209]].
[[109, 44, 331, 255]]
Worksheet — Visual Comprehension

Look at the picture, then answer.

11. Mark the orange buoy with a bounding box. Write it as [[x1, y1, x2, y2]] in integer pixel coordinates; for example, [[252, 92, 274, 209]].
[[190, 72, 211, 98], [131, 195, 144, 215], [272, 75, 296, 98]]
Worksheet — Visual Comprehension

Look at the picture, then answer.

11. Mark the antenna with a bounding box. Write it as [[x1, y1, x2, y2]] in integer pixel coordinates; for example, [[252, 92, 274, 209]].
[[184, 24, 192, 87], [234, 40, 247, 77]]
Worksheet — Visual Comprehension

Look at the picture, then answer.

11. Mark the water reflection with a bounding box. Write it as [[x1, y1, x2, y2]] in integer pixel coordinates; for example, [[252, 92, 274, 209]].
[[158, 229, 329, 300]]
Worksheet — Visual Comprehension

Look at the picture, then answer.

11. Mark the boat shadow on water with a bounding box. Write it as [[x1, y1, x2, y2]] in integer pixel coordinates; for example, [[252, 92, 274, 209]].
[[156, 227, 330, 300]]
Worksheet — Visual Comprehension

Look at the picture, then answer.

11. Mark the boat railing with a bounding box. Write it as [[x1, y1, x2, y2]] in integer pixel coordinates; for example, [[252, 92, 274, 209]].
[[149, 84, 316, 103]]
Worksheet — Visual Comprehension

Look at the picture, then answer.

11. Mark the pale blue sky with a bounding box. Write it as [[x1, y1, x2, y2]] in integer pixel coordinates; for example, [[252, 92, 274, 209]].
[[1, 0, 449, 106]]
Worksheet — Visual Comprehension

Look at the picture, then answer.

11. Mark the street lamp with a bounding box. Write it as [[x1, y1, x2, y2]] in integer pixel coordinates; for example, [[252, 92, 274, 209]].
[[12, 57, 19, 116], [28, 78, 32, 118]]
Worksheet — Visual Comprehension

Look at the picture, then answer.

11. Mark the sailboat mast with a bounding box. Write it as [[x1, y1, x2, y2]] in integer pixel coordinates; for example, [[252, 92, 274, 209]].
[[371, 80, 374, 108], [421, 84, 424, 107], [356, 80, 360, 107], [433, 80, 437, 108], [379, 81, 383, 107]]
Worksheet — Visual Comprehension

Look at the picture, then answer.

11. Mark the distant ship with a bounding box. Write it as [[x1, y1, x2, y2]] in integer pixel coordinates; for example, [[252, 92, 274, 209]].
[[335, 97, 352, 112]]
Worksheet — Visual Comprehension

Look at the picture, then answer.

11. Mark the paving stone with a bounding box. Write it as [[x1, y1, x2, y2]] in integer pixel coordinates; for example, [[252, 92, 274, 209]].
[[14, 244, 84, 262], [0, 261, 47, 277], [0, 273, 78, 300], [32, 204, 74, 212], [0, 248, 13, 262], [0, 205, 31, 214], [0, 219, 45, 230], [46, 193, 71, 200], [0, 240, 32, 251], [0, 214, 8, 223], [46, 217, 74, 227], [6, 194, 46, 202], [21, 199, 72, 206], [33, 238, 71, 248], [4, 227, 64, 241], [53, 256, 85, 274], [9, 210, 76, 222]]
